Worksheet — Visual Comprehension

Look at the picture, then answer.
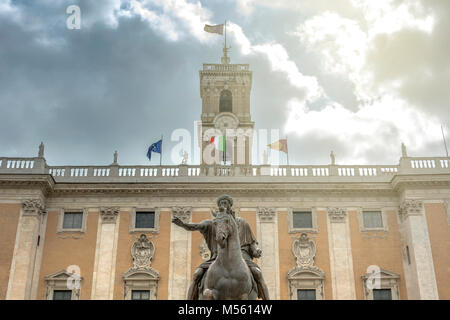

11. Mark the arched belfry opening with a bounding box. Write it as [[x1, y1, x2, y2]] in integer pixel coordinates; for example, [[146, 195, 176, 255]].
[[219, 89, 232, 113]]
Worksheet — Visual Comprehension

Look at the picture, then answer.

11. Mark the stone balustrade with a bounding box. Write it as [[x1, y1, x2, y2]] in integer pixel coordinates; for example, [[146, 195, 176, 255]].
[[203, 63, 249, 72], [0, 156, 449, 183]]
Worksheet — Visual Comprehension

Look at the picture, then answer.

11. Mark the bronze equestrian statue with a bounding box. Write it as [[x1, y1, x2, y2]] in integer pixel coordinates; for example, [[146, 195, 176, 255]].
[[171, 194, 270, 300]]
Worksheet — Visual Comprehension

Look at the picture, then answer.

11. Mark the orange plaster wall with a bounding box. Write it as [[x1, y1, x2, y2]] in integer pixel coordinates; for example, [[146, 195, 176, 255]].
[[277, 210, 332, 300], [348, 210, 407, 300], [240, 211, 257, 242], [37, 210, 98, 300], [239, 210, 258, 265], [0, 203, 21, 300], [113, 210, 171, 300], [424, 203, 450, 299]]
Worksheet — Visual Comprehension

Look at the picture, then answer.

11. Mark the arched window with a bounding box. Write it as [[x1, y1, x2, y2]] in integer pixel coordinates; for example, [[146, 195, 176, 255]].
[[219, 90, 232, 113]]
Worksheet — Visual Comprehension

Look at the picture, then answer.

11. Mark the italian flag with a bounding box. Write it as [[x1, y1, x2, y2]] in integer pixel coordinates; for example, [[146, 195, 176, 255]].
[[210, 136, 226, 152]]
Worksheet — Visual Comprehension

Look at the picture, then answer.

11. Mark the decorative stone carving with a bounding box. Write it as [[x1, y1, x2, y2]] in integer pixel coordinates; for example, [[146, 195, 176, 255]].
[[100, 207, 119, 224], [257, 207, 276, 223], [288, 233, 325, 300], [399, 200, 423, 222], [292, 233, 316, 268], [131, 234, 155, 269], [22, 199, 45, 216], [327, 207, 347, 223], [171, 206, 192, 223], [123, 234, 160, 300], [200, 240, 211, 261]]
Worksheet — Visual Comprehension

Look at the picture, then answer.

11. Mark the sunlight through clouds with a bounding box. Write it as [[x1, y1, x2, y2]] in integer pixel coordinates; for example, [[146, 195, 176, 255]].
[[228, 22, 324, 103], [285, 96, 442, 164], [284, 0, 443, 162], [350, 0, 435, 36]]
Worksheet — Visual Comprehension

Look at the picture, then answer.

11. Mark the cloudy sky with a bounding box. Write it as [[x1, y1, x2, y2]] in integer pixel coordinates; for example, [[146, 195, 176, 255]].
[[0, 0, 449, 166]]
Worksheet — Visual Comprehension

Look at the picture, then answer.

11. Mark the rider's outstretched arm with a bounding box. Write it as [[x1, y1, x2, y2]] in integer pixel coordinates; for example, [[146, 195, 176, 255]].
[[173, 218, 209, 232]]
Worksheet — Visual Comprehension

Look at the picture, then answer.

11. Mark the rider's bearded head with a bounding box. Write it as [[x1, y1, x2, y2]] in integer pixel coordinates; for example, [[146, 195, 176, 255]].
[[216, 194, 235, 218]]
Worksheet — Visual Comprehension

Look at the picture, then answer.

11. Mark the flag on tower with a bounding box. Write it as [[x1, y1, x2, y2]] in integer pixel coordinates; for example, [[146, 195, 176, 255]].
[[210, 136, 226, 151], [268, 139, 288, 154], [210, 135, 232, 163], [204, 24, 224, 35]]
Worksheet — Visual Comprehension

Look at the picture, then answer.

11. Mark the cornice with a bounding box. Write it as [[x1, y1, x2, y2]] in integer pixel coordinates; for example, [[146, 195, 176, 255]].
[[1, 173, 449, 199], [391, 174, 450, 192], [50, 182, 396, 197], [0, 174, 55, 196]]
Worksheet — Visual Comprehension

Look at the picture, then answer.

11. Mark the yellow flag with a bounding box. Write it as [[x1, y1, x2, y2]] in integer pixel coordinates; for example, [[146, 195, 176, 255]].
[[268, 139, 288, 154]]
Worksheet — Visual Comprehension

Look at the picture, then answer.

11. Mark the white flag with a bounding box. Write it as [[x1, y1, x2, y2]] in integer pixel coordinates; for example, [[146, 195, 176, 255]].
[[204, 24, 224, 35]]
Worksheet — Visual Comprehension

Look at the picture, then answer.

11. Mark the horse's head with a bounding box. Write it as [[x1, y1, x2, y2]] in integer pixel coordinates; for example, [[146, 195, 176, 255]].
[[215, 212, 235, 249]]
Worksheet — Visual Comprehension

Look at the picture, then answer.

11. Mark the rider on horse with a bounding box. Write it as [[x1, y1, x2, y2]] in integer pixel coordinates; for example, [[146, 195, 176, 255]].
[[171, 194, 270, 300]]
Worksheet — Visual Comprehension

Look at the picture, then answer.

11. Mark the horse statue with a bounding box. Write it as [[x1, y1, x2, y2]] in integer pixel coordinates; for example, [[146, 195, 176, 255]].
[[201, 210, 258, 300]]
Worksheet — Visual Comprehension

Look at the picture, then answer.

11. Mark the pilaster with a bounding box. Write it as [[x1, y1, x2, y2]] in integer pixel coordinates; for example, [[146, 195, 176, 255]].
[[398, 200, 439, 299], [168, 207, 192, 299], [6, 199, 46, 299], [91, 207, 120, 300], [256, 208, 280, 299], [326, 207, 356, 300]]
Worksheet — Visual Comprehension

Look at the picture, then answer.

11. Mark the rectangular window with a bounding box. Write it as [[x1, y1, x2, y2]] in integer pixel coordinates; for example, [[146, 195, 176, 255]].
[[362, 211, 383, 229], [297, 289, 316, 300], [373, 289, 392, 300], [62, 212, 83, 229], [135, 211, 155, 229], [53, 290, 72, 300], [131, 290, 150, 300], [293, 211, 313, 229]]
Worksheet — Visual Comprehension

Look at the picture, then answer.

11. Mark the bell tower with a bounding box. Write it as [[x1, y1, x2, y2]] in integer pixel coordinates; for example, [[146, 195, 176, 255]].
[[199, 45, 254, 165]]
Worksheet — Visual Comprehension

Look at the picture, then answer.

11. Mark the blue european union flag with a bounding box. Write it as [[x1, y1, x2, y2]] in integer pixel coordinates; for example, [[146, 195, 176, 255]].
[[147, 139, 162, 161]]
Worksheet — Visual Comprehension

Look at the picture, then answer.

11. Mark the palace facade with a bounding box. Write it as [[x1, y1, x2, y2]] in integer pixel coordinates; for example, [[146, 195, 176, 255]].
[[0, 51, 449, 300]]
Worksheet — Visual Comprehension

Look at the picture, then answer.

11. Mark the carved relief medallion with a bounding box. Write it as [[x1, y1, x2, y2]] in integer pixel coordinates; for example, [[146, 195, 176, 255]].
[[292, 233, 316, 268], [131, 234, 155, 269]]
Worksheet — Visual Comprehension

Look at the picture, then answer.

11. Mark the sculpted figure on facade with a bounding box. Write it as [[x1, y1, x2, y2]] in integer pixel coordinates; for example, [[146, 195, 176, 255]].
[[171, 194, 270, 300], [38, 142, 44, 158]]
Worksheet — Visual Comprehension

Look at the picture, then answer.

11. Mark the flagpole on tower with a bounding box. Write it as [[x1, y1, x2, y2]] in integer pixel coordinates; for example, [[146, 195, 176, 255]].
[[225, 20, 227, 51], [286, 136, 290, 166], [442, 124, 449, 157], [160, 134, 163, 166]]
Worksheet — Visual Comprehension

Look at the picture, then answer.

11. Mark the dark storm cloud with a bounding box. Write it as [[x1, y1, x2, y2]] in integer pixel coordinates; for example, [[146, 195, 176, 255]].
[[0, 0, 449, 167], [0, 1, 215, 165]]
